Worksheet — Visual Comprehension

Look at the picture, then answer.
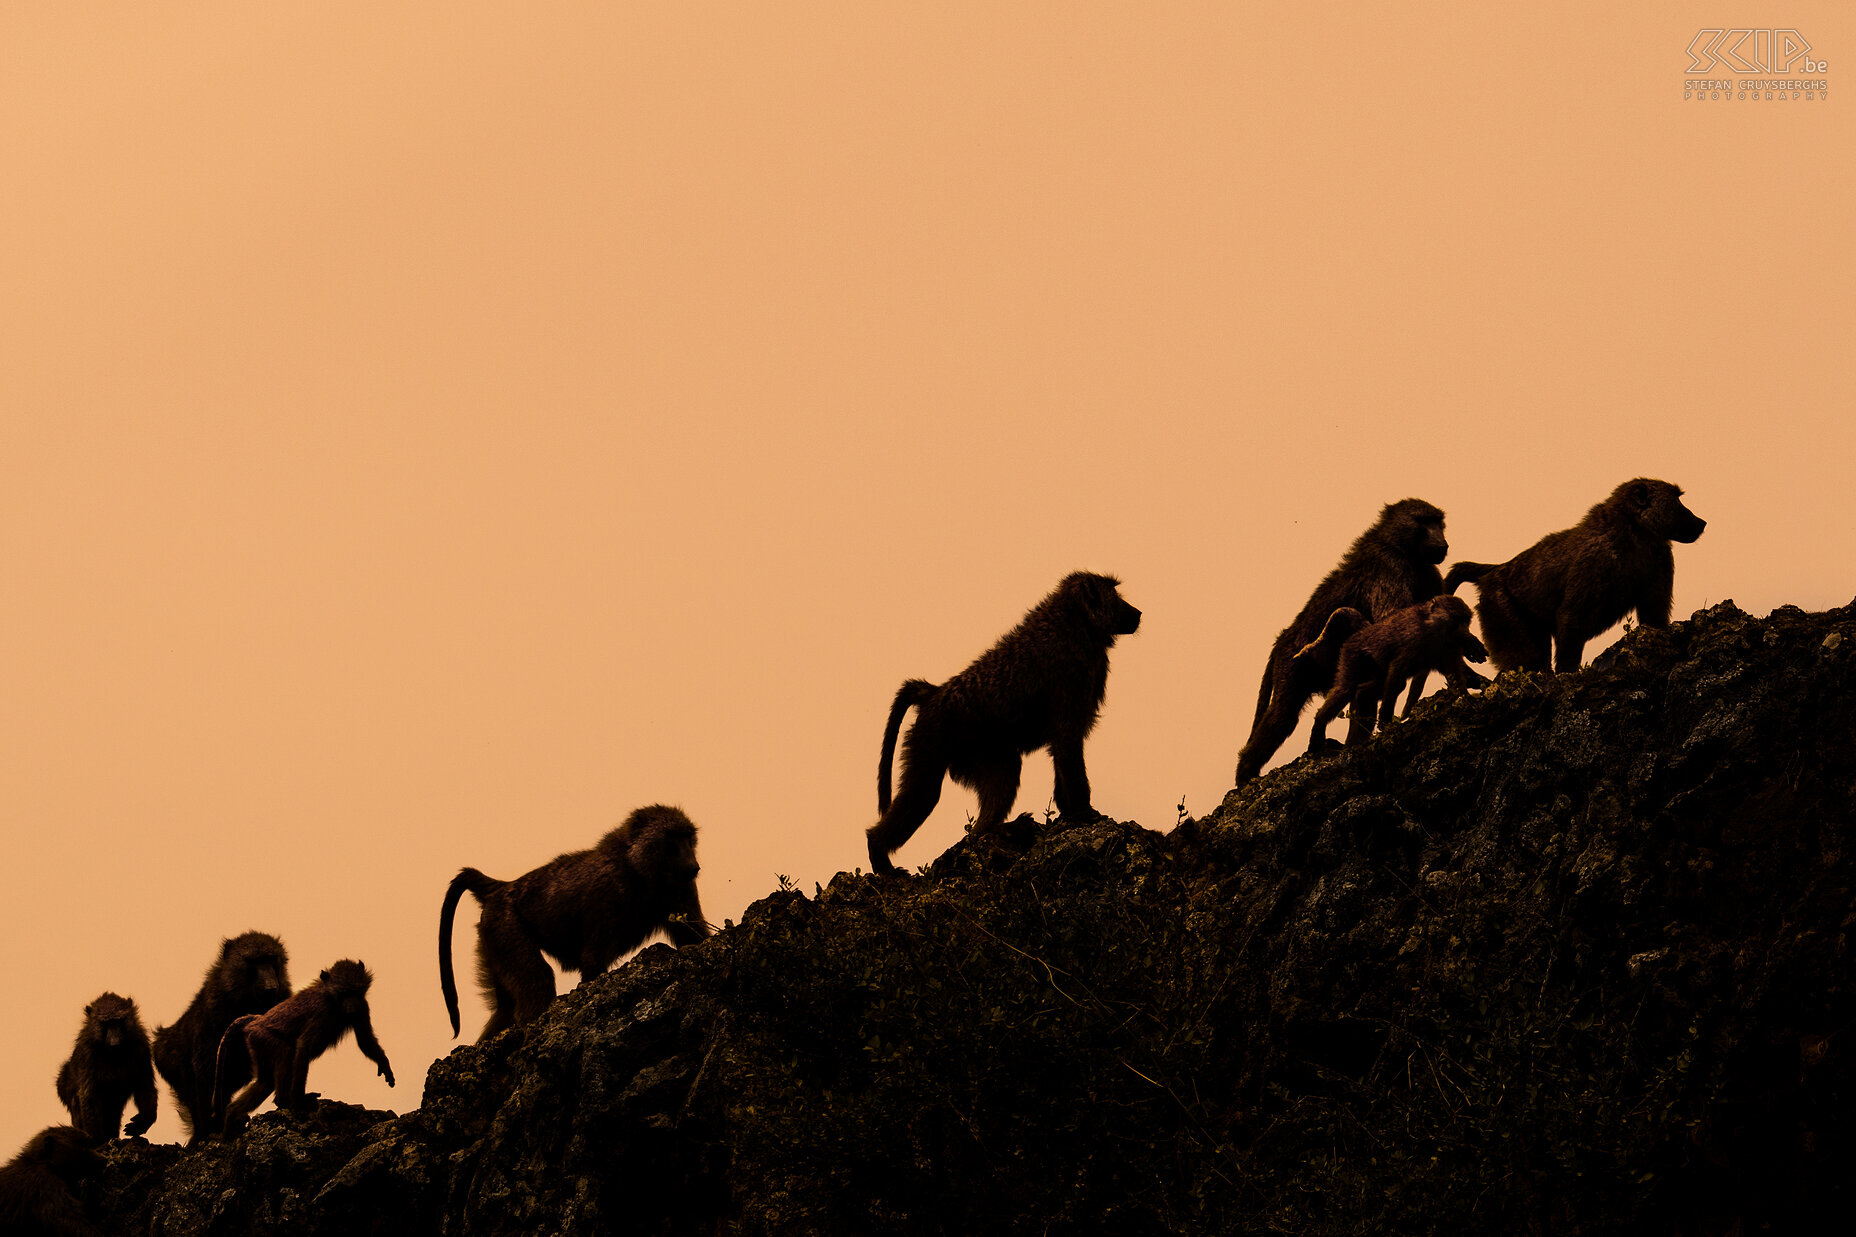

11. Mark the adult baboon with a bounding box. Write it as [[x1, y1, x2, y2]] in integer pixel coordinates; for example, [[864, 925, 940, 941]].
[[1305, 595, 1488, 753], [55, 993, 157, 1142], [439, 805, 711, 1041], [866, 571, 1142, 876], [1444, 478, 1706, 673], [0, 1126, 103, 1237], [152, 931, 291, 1144], [1235, 499, 1472, 786], [214, 959, 394, 1137]]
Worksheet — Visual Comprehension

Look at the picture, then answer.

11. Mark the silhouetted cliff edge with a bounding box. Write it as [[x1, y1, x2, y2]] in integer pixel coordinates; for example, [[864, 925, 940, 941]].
[[89, 600, 1855, 1234]]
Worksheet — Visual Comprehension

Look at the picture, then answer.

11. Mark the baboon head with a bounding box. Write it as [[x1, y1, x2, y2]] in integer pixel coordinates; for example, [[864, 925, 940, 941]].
[[21, 1127, 103, 1178], [217, 932, 290, 1004], [82, 993, 141, 1049], [1065, 572, 1142, 641], [1428, 593, 1472, 627], [1383, 499, 1449, 565], [1428, 594, 1488, 661], [1618, 478, 1706, 544], [318, 959, 374, 1017], [619, 804, 703, 885]]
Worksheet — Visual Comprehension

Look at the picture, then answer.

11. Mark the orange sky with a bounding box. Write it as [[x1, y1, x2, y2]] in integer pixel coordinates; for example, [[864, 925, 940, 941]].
[[2, 3, 1851, 1155]]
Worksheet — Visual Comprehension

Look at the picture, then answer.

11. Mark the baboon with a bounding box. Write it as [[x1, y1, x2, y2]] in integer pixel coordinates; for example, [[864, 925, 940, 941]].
[[866, 571, 1142, 876], [1236, 499, 1475, 785], [213, 959, 394, 1137], [0, 1126, 103, 1237], [1305, 595, 1488, 753], [152, 931, 290, 1144], [54, 993, 157, 1142], [1444, 478, 1706, 673], [440, 804, 711, 1041]]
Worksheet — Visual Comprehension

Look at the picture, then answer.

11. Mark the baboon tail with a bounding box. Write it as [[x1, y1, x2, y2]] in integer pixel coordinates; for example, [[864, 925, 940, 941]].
[[440, 868, 501, 1038], [1443, 562, 1495, 594], [1295, 607, 1366, 662], [877, 679, 938, 816], [211, 1016, 256, 1126]]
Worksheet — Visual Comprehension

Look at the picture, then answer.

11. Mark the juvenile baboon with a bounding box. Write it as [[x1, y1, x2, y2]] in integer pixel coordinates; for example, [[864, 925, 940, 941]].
[[0, 1126, 103, 1237], [1444, 478, 1706, 673], [213, 959, 394, 1137], [55, 993, 157, 1142], [439, 804, 711, 1041], [867, 571, 1142, 876], [1236, 499, 1473, 786], [1305, 595, 1488, 753], [152, 931, 290, 1144]]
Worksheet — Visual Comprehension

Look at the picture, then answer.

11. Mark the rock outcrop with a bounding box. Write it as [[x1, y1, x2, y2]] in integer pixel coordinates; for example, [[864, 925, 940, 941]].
[[86, 600, 1855, 1234]]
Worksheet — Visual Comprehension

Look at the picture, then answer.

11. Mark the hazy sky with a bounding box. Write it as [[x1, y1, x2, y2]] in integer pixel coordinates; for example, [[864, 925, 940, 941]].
[[2, 3, 1851, 1155]]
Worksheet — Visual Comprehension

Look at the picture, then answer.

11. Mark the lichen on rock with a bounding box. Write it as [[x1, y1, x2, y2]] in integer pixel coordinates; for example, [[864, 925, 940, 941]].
[[87, 600, 1856, 1235]]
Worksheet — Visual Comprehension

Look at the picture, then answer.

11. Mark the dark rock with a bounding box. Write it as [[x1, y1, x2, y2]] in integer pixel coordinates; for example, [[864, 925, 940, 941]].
[[86, 601, 1856, 1234]]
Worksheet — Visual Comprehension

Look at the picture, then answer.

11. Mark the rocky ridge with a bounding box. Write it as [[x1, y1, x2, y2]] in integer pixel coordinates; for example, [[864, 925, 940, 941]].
[[85, 600, 1855, 1234]]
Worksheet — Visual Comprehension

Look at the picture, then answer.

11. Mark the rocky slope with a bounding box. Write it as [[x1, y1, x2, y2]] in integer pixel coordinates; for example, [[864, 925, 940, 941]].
[[85, 600, 1855, 1234]]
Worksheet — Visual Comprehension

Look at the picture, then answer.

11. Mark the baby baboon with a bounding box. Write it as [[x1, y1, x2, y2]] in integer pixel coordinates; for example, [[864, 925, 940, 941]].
[[152, 931, 291, 1144], [440, 804, 711, 1041], [55, 993, 157, 1142], [1445, 478, 1706, 673], [214, 959, 393, 1137], [1305, 595, 1488, 752], [0, 1126, 103, 1237], [866, 571, 1142, 876], [1236, 499, 1471, 785]]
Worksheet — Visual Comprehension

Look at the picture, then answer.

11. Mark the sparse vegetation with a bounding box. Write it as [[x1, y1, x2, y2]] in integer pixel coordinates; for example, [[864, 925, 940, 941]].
[[87, 600, 1856, 1236]]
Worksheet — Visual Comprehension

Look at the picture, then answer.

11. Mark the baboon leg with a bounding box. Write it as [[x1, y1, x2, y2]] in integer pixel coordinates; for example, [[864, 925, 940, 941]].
[[72, 1095, 101, 1143], [1306, 683, 1351, 754], [187, 1082, 216, 1145], [1380, 660, 1417, 728], [969, 755, 1022, 833], [867, 748, 946, 872], [480, 1001, 516, 1042], [1551, 611, 1590, 673], [1400, 667, 1431, 718], [1635, 571, 1674, 628], [1553, 630, 1587, 674], [1050, 737, 1093, 820], [578, 941, 620, 980], [221, 1054, 276, 1134], [96, 1094, 129, 1141], [280, 1040, 312, 1109], [1342, 683, 1378, 745], [477, 904, 556, 1034], [1237, 655, 1324, 782], [1475, 585, 1549, 672]]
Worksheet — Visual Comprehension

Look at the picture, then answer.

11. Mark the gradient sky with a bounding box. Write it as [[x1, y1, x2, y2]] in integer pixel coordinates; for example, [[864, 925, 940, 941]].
[[3, 3, 1851, 1155]]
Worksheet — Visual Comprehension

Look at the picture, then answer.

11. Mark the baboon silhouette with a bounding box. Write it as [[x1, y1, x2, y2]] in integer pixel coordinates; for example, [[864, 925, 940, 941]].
[[55, 993, 156, 1141], [440, 805, 711, 1041], [214, 959, 393, 1137], [1236, 499, 1471, 785], [152, 931, 291, 1145], [1304, 595, 1488, 753], [0, 1126, 103, 1237], [1445, 479, 1705, 672], [867, 571, 1142, 876]]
